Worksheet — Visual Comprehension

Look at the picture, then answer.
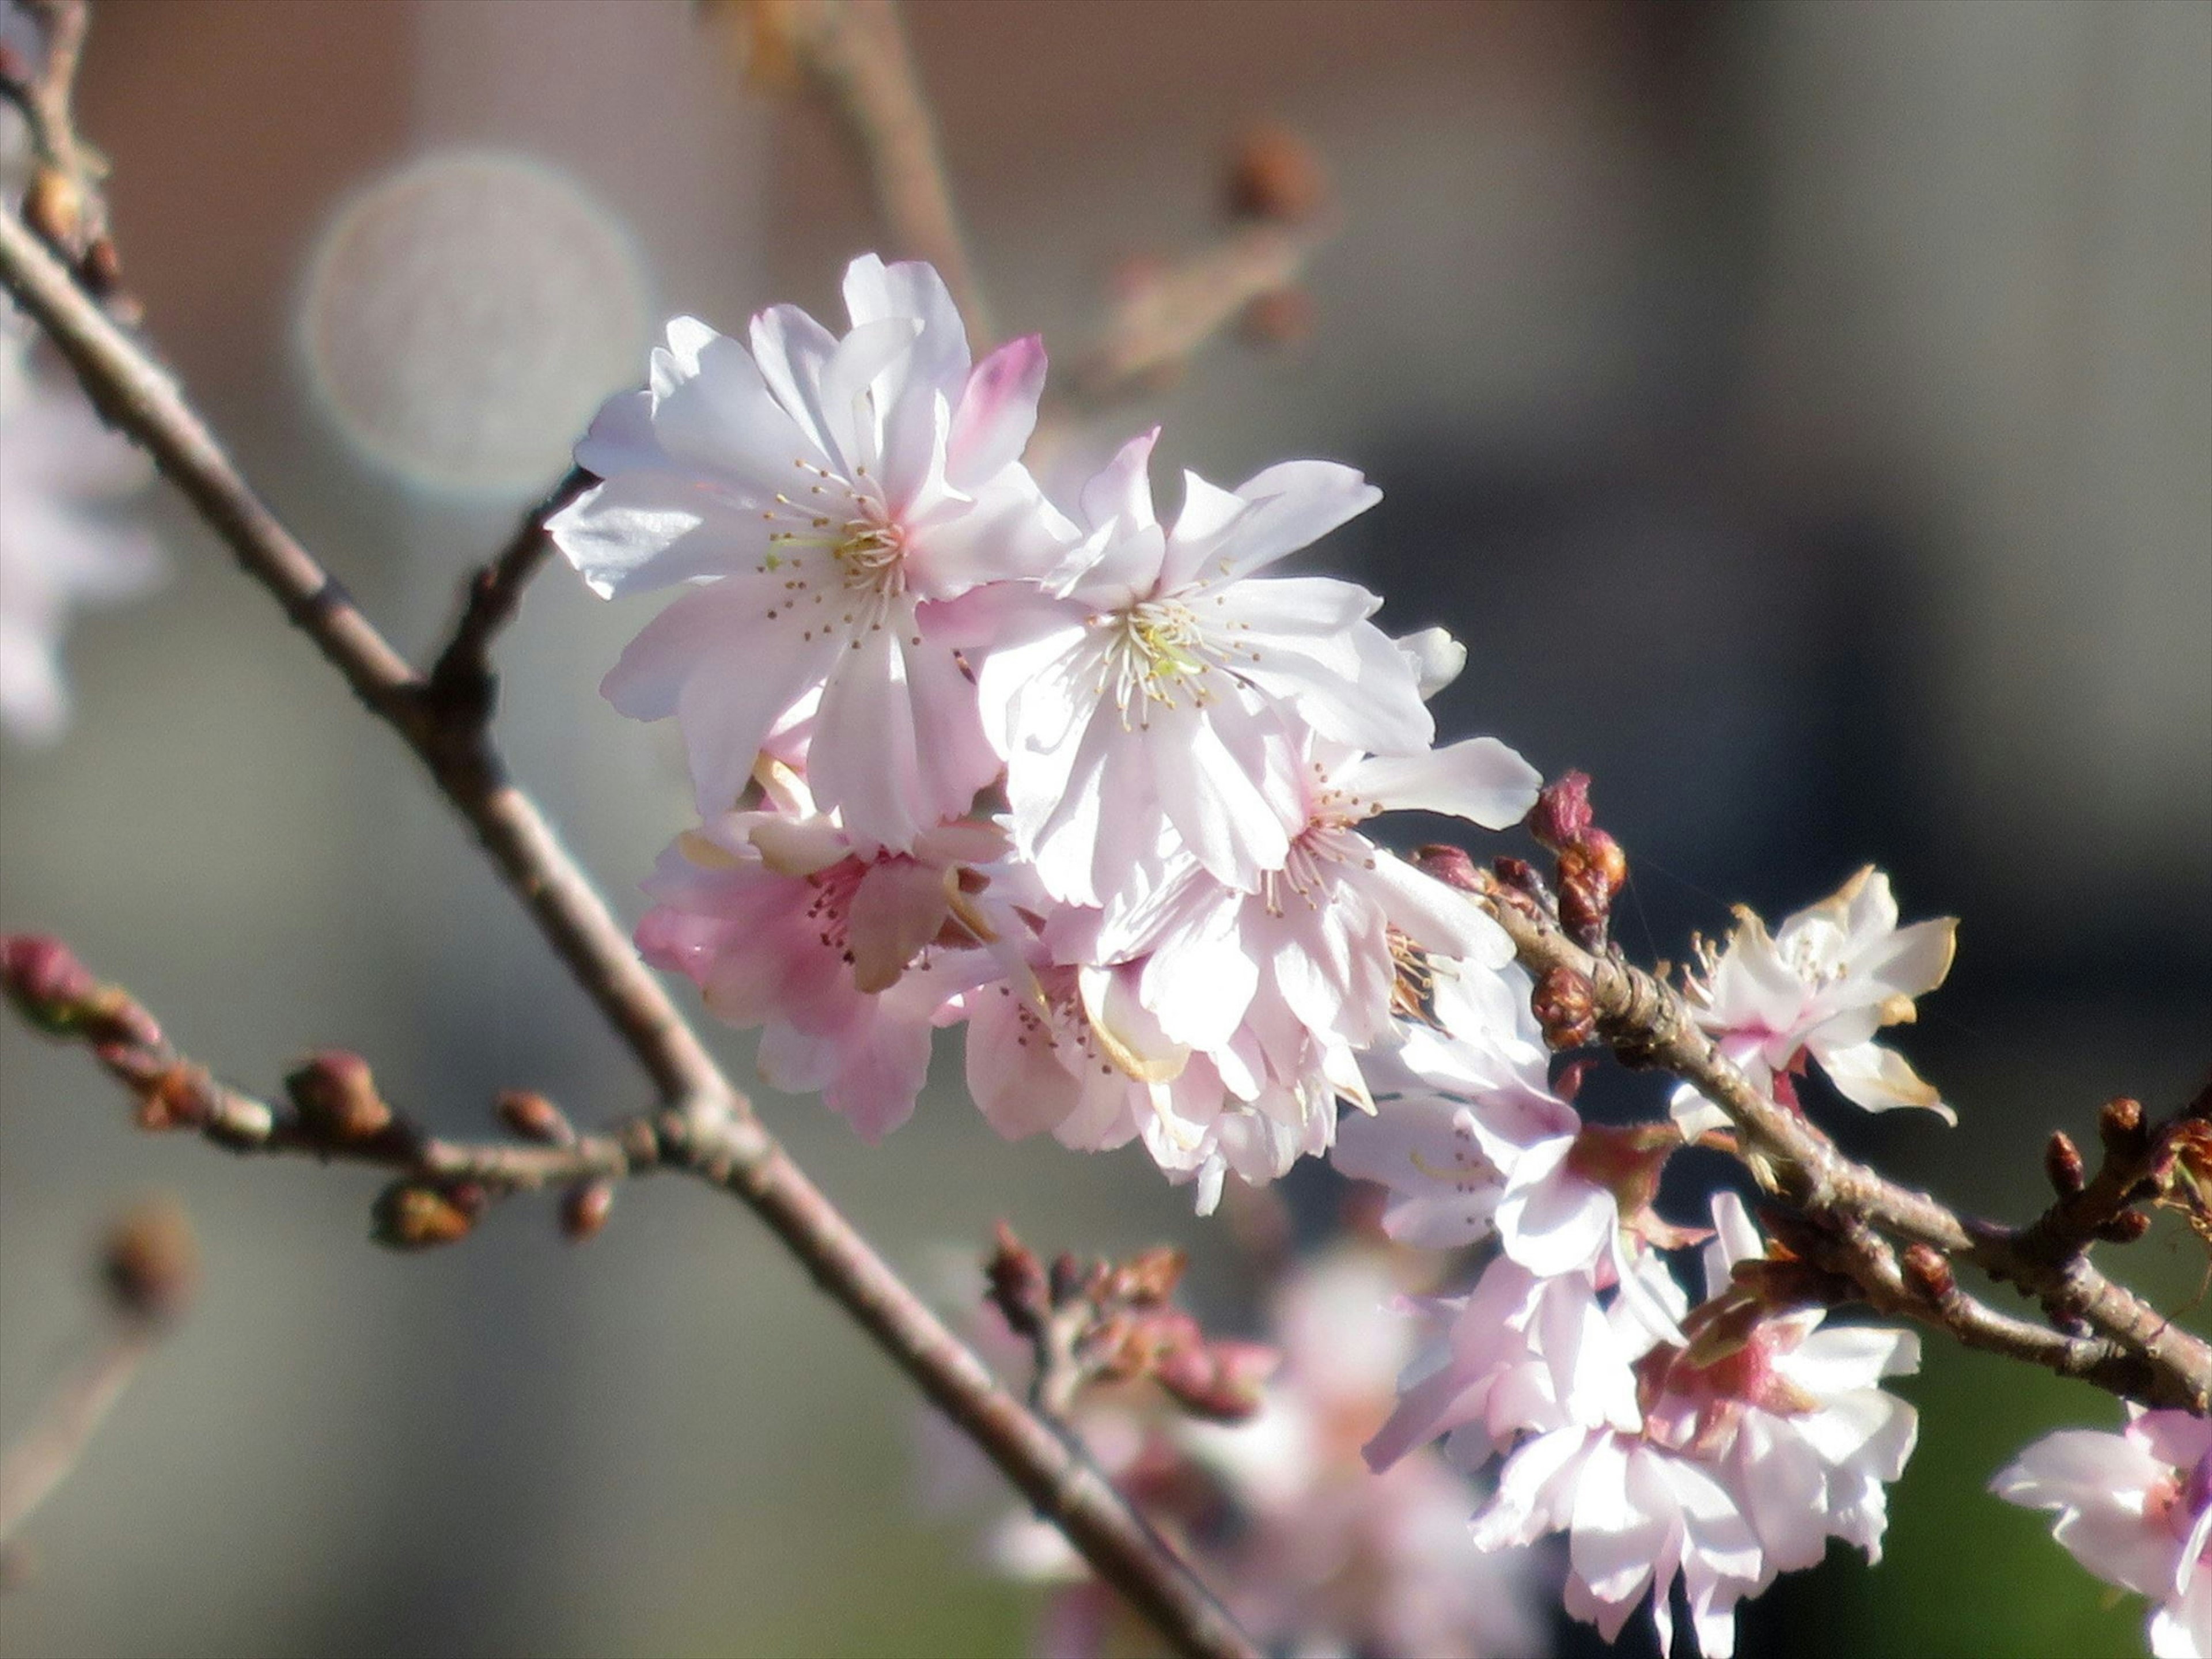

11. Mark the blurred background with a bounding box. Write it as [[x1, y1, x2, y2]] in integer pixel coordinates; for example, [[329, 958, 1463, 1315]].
[[1, 1, 2206, 1654]]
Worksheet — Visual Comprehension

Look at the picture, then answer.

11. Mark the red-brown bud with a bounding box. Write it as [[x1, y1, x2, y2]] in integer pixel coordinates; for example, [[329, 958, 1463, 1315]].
[[1531, 966, 1596, 1050], [1528, 772, 1596, 853], [2095, 1209, 2153, 1245], [1900, 1243, 1957, 1303], [1238, 286, 1315, 348], [1411, 843, 1483, 893], [24, 166, 83, 250], [559, 1178, 614, 1242], [0, 934, 161, 1048], [1556, 832, 1628, 948], [497, 1090, 575, 1146], [1225, 124, 1327, 225], [113, 1055, 214, 1132], [100, 1198, 199, 1325], [371, 1181, 479, 1251], [984, 1222, 1050, 1335], [2099, 1097, 2147, 1155], [1048, 1250, 1086, 1308], [1115, 1246, 1187, 1308], [2044, 1131, 2086, 1197], [285, 1050, 392, 1143], [1151, 1338, 1279, 1423]]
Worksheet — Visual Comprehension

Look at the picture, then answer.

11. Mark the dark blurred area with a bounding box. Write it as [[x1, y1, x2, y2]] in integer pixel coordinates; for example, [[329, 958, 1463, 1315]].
[[1, 2, 2205, 1656]]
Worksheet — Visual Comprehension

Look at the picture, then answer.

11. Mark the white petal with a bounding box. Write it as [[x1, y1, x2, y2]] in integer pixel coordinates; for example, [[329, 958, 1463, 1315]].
[[1816, 1039, 1953, 1121], [1216, 458, 1381, 581], [1397, 624, 1467, 698], [1343, 736, 1543, 829]]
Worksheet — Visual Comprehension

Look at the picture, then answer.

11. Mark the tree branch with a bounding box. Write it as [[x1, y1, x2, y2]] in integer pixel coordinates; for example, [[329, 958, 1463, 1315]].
[[0, 206, 1256, 1659], [768, 0, 993, 345], [421, 467, 588, 728], [1064, 222, 1330, 407], [1471, 869, 2212, 1414]]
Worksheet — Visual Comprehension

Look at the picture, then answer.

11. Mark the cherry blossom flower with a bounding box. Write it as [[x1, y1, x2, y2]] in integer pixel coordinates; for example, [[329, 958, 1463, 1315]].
[[1649, 1193, 1922, 1581], [0, 310, 161, 744], [632, 766, 1013, 1139], [1092, 733, 1539, 1059], [1674, 866, 1957, 1134], [1362, 1253, 1660, 1477], [973, 428, 1434, 906], [1994, 1406, 2212, 1658], [1338, 960, 1598, 1258], [1474, 1419, 1767, 1657], [1374, 1193, 1919, 1657], [552, 255, 1071, 846], [954, 955, 1333, 1213], [959, 1248, 1552, 1659]]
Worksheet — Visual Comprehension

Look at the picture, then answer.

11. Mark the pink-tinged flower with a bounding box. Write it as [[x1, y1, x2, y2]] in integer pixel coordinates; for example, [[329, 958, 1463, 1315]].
[[0, 310, 161, 744], [962, 1249, 1553, 1659], [634, 777, 1012, 1139], [1646, 1193, 1921, 1580], [954, 957, 1331, 1213], [1994, 1407, 2212, 1658], [973, 429, 1433, 906], [1675, 866, 1957, 1133], [1338, 960, 1591, 1253], [1472, 1422, 1766, 1658], [1337, 963, 1696, 1351], [1363, 1252, 1671, 1476], [552, 255, 1071, 845], [1095, 734, 1539, 1066]]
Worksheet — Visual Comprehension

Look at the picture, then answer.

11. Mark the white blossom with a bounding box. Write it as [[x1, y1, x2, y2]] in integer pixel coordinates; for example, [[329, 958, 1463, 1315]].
[[1995, 1407, 2212, 1658], [1675, 866, 1957, 1133]]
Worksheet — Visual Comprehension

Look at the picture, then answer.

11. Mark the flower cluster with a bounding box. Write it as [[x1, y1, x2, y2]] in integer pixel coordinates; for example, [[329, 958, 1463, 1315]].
[[1335, 927, 1931, 1654], [1996, 1407, 2212, 1657], [557, 255, 1540, 1207], [948, 1247, 1553, 1659]]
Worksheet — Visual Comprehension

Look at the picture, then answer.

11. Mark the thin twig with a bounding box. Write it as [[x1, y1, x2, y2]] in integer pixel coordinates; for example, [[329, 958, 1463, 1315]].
[[1474, 871, 2212, 1413], [0, 1327, 152, 1560], [1064, 222, 1330, 407], [423, 467, 588, 726], [773, 0, 993, 344], [0, 207, 1256, 1659]]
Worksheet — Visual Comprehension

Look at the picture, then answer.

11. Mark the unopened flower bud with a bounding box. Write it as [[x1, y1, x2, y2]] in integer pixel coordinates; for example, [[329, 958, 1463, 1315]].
[[372, 1181, 479, 1251], [1116, 1246, 1186, 1308], [2095, 1209, 2152, 1245], [100, 1198, 198, 1325], [109, 1054, 214, 1132], [2044, 1131, 2086, 1197], [82, 235, 124, 298], [2098, 1097, 2147, 1156], [1532, 966, 1596, 1050], [24, 166, 84, 249], [985, 1223, 1049, 1334], [1048, 1250, 1085, 1308], [285, 1050, 392, 1143], [497, 1090, 575, 1145], [0, 934, 161, 1048], [1528, 772, 1596, 853], [1153, 1338, 1279, 1423], [1225, 124, 1326, 224], [1556, 831, 1628, 948], [559, 1178, 615, 1241], [1901, 1243, 1956, 1304], [1411, 844, 1482, 893], [1238, 286, 1314, 348]]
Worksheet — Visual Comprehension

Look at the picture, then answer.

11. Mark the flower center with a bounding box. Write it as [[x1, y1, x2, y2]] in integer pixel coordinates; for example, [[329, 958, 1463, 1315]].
[[754, 461, 915, 640], [1098, 599, 1222, 721], [1259, 821, 1373, 916]]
